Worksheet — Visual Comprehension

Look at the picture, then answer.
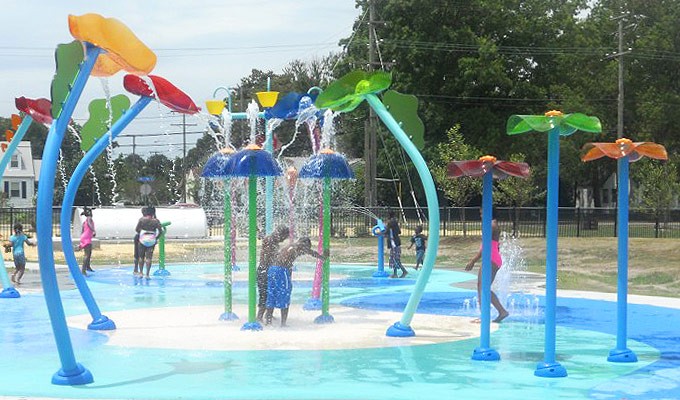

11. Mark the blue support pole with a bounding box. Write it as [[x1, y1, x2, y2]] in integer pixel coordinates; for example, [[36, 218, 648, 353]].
[[36, 43, 100, 385], [60, 96, 151, 330], [0, 116, 33, 299], [535, 127, 567, 377], [472, 172, 500, 361], [363, 94, 440, 338], [608, 156, 637, 362]]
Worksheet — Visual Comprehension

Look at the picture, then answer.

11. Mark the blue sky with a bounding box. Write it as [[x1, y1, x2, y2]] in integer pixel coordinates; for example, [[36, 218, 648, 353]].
[[0, 1, 361, 157]]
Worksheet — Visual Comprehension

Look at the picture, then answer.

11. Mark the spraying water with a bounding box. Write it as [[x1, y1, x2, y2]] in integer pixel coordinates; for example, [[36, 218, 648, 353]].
[[98, 78, 119, 204], [67, 125, 102, 206], [246, 100, 260, 145]]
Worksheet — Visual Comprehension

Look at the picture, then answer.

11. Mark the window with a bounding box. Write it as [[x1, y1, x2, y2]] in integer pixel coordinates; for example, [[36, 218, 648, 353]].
[[9, 182, 20, 198], [9, 153, 24, 170]]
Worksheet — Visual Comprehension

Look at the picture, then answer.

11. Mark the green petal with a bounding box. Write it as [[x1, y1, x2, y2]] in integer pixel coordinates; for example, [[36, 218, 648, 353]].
[[50, 41, 84, 119], [506, 115, 553, 135], [383, 90, 424, 149], [315, 70, 365, 109], [332, 97, 365, 113], [80, 94, 130, 151], [315, 70, 392, 111], [562, 113, 602, 133]]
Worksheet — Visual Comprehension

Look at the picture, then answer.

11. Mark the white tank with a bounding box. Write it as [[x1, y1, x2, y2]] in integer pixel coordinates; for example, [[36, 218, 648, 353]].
[[71, 206, 209, 240]]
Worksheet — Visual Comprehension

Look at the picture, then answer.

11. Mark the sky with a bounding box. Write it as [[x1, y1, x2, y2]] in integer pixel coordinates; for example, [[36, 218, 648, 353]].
[[0, 1, 362, 158]]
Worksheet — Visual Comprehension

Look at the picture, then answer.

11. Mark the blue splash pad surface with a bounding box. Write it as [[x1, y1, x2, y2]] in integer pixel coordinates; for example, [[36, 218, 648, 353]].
[[0, 263, 677, 400]]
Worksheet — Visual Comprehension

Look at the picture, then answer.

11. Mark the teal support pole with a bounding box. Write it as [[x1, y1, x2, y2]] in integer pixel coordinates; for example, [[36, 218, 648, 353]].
[[535, 127, 567, 377], [0, 115, 32, 298], [36, 43, 100, 385], [364, 94, 440, 337], [60, 96, 151, 329], [264, 79, 274, 235], [608, 156, 637, 362], [472, 172, 500, 360]]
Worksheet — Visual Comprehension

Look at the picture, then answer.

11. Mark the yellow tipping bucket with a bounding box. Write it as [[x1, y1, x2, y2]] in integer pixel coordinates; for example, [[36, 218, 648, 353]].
[[255, 91, 279, 108], [205, 99, 226, 115]]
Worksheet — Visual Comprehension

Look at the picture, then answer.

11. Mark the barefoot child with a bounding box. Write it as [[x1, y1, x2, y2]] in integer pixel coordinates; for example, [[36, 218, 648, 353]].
[[408, 225, 427, 270], [265, 237, 327, 327], [464, 207, 509, 323], [8, 223, 35, 285]]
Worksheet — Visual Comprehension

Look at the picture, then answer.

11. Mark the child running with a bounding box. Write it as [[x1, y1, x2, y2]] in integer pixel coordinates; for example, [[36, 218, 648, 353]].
[[264, 237, 328, 327], [464, 207, 509, 323], [408, 225, 427, 270], [8, 223, 35, 285]]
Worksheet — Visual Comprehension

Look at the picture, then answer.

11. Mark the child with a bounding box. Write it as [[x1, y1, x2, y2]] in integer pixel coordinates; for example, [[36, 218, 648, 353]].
[[78, 208, 96, 275], [264, 237, 328, 327], [408, 225, 427, 270], [386, 211, 407, 278], [135, 206, 162, 279], [8, 223, 35, 285], [257, 225, 290, 322], [464, 207, 509, 323]]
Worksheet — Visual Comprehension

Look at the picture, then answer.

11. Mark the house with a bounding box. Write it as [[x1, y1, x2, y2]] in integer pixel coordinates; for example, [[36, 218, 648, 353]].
[[1, 141, 40, 207]]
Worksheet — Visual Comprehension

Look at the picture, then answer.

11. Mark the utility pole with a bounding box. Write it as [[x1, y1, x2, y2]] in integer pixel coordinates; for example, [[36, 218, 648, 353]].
[[364, 0, 378, 207], [170, 113, 197, 203], [617, 16, 624, 139]]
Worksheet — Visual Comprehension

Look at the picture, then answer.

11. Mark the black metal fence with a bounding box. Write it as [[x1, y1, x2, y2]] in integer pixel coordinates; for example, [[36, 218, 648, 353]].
[[206, 206, 680, 239], [0, 207, 61, 239], [1, 206, 677, 240]]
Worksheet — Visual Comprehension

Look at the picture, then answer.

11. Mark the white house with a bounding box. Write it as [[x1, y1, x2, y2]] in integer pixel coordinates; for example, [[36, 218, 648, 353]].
[[1, 141, 40, 207]]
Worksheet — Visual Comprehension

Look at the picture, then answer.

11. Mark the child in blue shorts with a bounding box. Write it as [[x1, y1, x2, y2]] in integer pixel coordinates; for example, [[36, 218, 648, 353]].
[[408, 225, 427, 270], [265, 237, 327, 327], [8, 223, 35, 284]]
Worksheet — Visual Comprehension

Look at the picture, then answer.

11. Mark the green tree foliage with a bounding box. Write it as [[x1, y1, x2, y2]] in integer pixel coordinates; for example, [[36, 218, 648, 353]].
[[631, 159, 679, 223], [495, 153, 544, 207], [429, 125, 482, 206]]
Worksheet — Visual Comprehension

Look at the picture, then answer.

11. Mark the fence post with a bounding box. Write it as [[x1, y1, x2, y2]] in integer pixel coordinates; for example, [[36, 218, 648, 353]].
[[576, 207, 581, 238]]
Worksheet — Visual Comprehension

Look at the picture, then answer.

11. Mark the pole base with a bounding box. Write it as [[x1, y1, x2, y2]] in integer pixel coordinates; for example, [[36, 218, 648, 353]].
[[372, 270, 390, 278], [51, 363, 93, 385], [314, 314, 335, 324], [607, 348, 638, 363], [0, 287, 20, 298], [153, 269, 171, 277], [386, 321, 415, 337], [471, 346, 500, 361], [241, 321, 263, 331], [534, 361, 568, 378], [219, 312, 239, 321], [303, 298, 322, 310], [87, 315, 116, 330]]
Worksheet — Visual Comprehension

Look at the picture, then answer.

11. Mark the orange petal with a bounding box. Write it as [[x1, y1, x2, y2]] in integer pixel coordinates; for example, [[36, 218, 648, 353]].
[[69, 13, 156, 76]]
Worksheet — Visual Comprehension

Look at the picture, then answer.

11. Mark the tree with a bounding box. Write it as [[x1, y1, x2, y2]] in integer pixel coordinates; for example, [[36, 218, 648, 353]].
[[429, 125, 482, 206], [631, 159, 679, 234]]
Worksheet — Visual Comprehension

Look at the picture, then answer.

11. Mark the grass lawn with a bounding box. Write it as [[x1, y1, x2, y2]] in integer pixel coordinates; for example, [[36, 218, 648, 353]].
[[7, 235, 679, 298]]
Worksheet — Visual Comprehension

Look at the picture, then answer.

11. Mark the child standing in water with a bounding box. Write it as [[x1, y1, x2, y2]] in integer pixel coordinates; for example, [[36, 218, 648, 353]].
[[465, 207, 509, 323], [408, 225, 427, 270], [8, 223, 35, 284], [264, 237, 327, 327], [135, 206, 162, 279], [78, 208, 96, 275]]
